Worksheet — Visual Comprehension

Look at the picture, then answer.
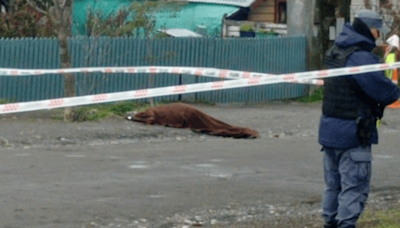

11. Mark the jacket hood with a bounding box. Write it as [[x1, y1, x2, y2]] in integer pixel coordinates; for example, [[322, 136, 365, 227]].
[[334, 23, 376, 52]]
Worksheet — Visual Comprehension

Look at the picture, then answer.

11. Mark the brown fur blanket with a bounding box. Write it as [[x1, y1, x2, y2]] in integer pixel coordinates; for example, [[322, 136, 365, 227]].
[[126, 103, 259, 139]]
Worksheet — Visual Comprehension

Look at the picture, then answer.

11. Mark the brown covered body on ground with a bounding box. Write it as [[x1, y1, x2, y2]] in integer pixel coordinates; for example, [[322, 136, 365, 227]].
[[126, 103, 259, 139]]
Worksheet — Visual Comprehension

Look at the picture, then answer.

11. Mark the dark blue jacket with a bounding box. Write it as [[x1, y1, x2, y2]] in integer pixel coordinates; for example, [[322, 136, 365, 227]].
[[318, 23, 400, 149]]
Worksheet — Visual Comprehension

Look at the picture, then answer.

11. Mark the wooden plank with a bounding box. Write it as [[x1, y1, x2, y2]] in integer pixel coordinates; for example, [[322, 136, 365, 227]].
[[271, 29, 287, 34], [259, 0, 275, 7], [224, 20, 286, 28], [259, 23, 287, 29], [227, 31, 240, 37], [251, 0, 275, 8], [251, 6, 275, 14], [224, 20, 255, 26], [226, 26, 286, 35], [248, 14, 275, 22], [227, 26, 240, 32]]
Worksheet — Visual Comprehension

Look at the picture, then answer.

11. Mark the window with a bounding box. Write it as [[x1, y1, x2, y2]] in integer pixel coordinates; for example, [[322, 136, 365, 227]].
[[275, 0, 287, 24]]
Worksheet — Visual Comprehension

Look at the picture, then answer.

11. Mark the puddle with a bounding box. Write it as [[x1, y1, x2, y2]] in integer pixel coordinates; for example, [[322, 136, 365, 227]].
[[148, 194, 165, 198], [375, 155, 393, 159], [210, 173, 232, 178], [129, 164, 149, 169], [195, 163, 215, 168]]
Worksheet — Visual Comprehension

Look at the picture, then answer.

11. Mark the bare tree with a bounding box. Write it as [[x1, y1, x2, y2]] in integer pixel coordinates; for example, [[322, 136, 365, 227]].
[[27, 0, 75, 121], [24, 0, 184, 116], [379, 1, 400, 37], [317, 0, 352, 59], [85, 6, 133, 37], [80, 0, 183, 108], [337, 0, 351, 21], [128, 0, 185, 107], [0, 0, 55, 37]]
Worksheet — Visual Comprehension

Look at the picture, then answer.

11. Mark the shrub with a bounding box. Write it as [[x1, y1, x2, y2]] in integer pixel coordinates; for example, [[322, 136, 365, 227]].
[[0, 0, 55, 38]]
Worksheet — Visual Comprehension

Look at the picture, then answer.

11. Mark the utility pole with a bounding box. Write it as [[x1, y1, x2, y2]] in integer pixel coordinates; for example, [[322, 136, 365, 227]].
[[287, 0, 316, 70]]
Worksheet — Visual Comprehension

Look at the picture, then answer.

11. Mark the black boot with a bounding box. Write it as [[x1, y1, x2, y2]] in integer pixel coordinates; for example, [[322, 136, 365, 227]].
[[324, 222, 338, 228], [324, 225, 337, 228]]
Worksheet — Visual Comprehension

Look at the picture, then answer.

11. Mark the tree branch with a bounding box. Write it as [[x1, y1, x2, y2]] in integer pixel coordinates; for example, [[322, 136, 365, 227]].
[[60, 0, 67, 9], [26, 0, 49, 16], [53, 0, 61, 13]]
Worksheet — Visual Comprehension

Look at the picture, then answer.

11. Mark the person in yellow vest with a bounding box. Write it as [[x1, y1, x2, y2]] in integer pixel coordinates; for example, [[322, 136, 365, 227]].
[[377, 34, 400, 126], [385, 34, 400, 109], [384, 34, 399, 80]]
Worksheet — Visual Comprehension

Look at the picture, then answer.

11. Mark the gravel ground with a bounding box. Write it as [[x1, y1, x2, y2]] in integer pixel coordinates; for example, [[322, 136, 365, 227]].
[[1, 101, 399, 228]]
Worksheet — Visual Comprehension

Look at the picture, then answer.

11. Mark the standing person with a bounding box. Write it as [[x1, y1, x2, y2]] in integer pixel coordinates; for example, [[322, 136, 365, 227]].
[[384, 34, 399, 80], [319, 9, 400, 228]]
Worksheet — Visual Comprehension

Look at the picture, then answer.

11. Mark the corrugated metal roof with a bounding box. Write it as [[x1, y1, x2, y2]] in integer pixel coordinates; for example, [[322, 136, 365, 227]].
[[188, 0, 255, 7], [158, 29, 203, 37]]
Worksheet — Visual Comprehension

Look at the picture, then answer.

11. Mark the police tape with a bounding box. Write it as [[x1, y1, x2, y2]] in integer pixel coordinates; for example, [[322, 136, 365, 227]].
[[0, 66, 323, 85], [1, 62, 399, 114]]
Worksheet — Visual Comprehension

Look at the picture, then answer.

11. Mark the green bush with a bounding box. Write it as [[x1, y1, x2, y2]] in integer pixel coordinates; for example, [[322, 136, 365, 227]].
[[0, 99, 8, 104], [0, 0, 56, 38], [240, 23, 254, 32], [297, 87, 323, 103]]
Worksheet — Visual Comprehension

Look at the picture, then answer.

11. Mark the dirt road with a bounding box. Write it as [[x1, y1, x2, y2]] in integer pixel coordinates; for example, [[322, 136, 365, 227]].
[[0, 101, 399, 228]]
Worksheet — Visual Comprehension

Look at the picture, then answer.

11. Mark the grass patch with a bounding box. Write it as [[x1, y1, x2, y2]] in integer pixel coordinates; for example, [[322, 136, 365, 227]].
[[50, 101, 151, 121], [297, 87, 323, 103], [209, 213, 323, 228], [208, 205, 400, 228], [73, 101, 151, 121], [0, 98, 9, 104], [358, 207, 400, 228], [192, 99, 216, 106]]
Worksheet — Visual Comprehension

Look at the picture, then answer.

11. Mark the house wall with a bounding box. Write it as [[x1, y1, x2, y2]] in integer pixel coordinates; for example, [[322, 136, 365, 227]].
[[73, 0, 238, 37], [154, 4, 238, 36], [73, 0, 131, 35], [248, 0, 275, 22]]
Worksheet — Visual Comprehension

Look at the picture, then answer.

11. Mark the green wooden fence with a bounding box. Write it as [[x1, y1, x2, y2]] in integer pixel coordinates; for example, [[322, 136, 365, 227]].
[[0, 36, 307, 103]]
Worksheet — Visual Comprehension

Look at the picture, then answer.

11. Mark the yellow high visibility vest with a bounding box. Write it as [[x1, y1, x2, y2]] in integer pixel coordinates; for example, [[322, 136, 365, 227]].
[[385, 53, 396, 79]]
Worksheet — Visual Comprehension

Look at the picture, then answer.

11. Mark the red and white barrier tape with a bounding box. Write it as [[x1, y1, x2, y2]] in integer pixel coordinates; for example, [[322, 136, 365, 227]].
[[0, 62, 398, 114], [0, 66, 323, 85]]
